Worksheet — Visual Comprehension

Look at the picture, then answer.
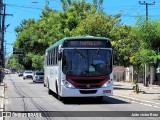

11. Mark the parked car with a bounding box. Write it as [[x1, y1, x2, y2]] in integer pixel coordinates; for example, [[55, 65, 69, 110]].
[[32, 71, 44, 83], [23, 71, 33, 79], [18, 71, 23, 77], [10, 69, 16, 74]]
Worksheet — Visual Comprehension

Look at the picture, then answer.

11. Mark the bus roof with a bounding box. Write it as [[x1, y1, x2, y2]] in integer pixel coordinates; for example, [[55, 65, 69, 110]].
[[46, 36, 110, 52]]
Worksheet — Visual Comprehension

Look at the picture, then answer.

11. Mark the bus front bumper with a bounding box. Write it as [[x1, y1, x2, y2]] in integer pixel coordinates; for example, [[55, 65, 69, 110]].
[[60, 85, 113, 97]]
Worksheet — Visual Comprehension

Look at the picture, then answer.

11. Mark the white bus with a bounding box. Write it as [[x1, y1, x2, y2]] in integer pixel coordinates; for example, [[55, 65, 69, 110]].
[[44, 36, 113, 101]]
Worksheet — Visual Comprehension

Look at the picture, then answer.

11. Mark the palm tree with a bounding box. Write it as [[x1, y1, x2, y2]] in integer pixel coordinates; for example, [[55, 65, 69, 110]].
[[93, 0, 103, 12], [60, 0, 104, 12]]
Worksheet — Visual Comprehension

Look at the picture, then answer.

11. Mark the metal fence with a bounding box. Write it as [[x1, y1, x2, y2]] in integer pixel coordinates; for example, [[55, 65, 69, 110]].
[[113, 66, 144, 82]]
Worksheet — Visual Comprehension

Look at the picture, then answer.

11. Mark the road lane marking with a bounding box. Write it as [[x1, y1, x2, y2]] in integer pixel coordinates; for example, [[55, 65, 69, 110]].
[[113, 94, 160, 109]]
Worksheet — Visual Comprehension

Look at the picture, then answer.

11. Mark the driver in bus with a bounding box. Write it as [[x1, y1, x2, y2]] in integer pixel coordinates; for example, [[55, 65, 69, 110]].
[[93, 55, 105, 65], [93, 55, 107, 70]]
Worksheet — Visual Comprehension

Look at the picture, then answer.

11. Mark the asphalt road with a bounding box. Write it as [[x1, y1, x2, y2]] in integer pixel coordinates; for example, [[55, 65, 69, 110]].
[[3, 74, 160, 120]]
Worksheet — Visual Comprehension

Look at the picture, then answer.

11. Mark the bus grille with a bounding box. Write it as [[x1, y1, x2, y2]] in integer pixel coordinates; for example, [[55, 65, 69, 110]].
[[66, 76, 109, 89]]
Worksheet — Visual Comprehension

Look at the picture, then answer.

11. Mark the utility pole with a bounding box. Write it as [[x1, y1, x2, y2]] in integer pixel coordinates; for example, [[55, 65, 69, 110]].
[[0, 0, 3, 67], [1, 4, 12, 68], [139, 1, 155, 21], [139, 1, 155, 87], [0, 0, 12, 84], [0, 0, 3, 83]]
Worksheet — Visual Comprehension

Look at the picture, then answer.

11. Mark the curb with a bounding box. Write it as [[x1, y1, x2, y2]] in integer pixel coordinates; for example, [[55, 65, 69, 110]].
[[113, 94, 160, 108]]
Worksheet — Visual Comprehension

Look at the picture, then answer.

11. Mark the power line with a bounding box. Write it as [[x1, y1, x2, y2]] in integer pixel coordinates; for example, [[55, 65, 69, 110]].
[[8, 1, 38, 28], [139, 0, 155, 21], [6, 3, 42, 10], [124, 3, 140, 16]]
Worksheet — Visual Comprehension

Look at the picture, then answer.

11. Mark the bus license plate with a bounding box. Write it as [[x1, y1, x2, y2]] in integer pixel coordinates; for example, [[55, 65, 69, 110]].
[[103, 90, 111, 94]]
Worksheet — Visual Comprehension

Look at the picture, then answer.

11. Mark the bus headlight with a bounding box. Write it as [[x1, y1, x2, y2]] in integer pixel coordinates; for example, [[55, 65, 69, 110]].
[[102, 80, 112, 87], [62, 80, 75, 88]]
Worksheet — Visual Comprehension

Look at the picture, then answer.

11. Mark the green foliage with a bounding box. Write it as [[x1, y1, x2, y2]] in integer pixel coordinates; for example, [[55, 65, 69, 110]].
[[28, 53, 44, 70], [134, 17, 160, 67], [73, 13, 121, 37], [6, 55, 24, 70], [8, 0, 106, 70], [111, 26, 140, 66]]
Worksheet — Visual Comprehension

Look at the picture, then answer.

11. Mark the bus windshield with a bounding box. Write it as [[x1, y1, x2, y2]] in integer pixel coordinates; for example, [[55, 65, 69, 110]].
[[62, 49, 112, 76]]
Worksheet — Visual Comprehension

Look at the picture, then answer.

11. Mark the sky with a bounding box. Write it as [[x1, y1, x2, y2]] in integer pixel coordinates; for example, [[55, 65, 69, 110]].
[[3, 0, 160, 57]]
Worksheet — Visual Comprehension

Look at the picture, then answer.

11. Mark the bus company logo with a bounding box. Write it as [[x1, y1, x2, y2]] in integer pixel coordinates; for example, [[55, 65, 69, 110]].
[[86, 84, 90, 88]]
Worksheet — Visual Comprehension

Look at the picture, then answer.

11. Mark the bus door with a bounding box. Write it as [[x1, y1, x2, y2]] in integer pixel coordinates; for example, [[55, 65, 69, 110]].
[[57, 47, 62, 92]]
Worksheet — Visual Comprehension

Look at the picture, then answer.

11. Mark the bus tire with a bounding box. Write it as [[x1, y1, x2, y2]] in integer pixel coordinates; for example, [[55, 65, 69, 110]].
[[56, 82, 63, 101], [44, 82, 46, 87], [58, 95, 63, 101], [48, 83, 52, 95], [44, 78, 48, 87]]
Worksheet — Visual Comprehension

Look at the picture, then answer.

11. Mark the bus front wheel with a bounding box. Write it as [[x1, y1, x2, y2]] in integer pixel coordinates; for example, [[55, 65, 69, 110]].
[[43, 81, 46, 87], [56, 83, 63, 101], [48, 83, 52, 95]]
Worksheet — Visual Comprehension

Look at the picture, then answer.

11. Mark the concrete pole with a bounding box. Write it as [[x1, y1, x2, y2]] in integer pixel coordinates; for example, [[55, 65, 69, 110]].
[[144, 64, 147, 86]]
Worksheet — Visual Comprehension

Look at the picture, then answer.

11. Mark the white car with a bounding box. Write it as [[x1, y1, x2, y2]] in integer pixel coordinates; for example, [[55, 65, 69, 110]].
[[32, 71, 44, 83], [23, 71, 33, 80]]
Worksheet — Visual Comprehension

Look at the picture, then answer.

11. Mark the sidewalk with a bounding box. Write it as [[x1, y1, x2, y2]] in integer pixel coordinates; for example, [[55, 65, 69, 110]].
[[0, 82, 4, 120], [113, 81, 160, 108]]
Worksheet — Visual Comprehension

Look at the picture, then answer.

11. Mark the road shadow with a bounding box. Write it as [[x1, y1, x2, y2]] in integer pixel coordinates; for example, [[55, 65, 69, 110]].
[[47, 88, 130, 105], [113, 84, 123, 86], [50, 91, 130, 105], [28, 82, 44, 84], [142, 92, 160, 94], [114, 87, 132, 90], [62, 96, 130, 105]]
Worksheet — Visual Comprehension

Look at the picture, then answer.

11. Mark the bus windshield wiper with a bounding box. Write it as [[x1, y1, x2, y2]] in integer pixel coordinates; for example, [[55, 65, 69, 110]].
[[94, 48, 100, 58], [74, 48, 86, 58]]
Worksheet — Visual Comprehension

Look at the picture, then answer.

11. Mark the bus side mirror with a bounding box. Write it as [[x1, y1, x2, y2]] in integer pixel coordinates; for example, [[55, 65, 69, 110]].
[[58, 52, 62, 60]]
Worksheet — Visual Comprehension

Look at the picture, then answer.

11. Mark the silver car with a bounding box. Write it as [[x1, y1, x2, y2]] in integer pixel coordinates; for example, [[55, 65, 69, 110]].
[[32, 71, 44, 83], [23, 71, 33, 79]]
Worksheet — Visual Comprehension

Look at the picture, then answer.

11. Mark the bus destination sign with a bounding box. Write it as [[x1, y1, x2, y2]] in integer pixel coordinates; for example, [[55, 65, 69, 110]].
[[63, 40, 111, 48]]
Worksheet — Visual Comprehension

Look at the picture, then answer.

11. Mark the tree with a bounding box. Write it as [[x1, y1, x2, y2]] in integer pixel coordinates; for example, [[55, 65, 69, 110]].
[[135, 18, 160, 84], [6, 55, 24, 71], [60, 0, 104, 12], [73, 13, 121, 37], [9, 0, 106, 70]]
